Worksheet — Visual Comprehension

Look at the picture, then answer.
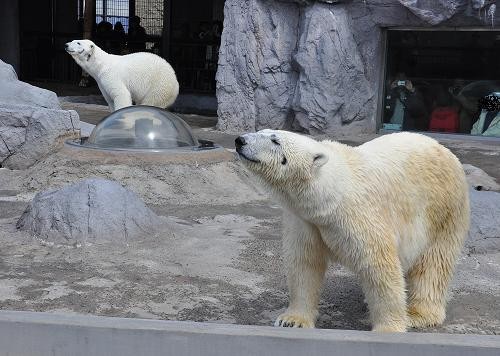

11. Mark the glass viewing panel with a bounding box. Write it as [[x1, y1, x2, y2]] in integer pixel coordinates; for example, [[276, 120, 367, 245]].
[[383, 30, 500, 137], [86, 106, 199, 150]]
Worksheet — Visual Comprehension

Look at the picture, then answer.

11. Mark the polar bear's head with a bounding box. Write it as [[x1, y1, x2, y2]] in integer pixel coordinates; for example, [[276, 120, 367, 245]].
[[235, 129, 329, 184], [65, 40, 96, 63]]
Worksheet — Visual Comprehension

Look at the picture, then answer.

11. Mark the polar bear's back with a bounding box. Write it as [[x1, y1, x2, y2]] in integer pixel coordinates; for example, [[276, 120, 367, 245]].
[[356, 132, 462, 175], [105, 52, 179, 108], [353, 132, 466, 195]]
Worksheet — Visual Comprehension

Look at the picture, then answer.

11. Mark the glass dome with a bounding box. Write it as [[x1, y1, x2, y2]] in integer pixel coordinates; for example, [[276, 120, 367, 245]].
[[84, 106, 199, 151]]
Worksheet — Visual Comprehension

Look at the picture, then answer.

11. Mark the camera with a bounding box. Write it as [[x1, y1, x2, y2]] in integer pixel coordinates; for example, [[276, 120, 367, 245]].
[[397, 80, 406, 87]]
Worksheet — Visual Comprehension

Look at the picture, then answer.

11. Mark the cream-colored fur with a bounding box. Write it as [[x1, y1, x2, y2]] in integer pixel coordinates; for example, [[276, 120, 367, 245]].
[[236, 130, 470, 332], [65, 40, 179, 111]]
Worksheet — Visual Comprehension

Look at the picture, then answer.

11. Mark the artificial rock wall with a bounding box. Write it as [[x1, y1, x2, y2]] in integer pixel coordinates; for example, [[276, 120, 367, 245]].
[[216, 0, 499, 135]]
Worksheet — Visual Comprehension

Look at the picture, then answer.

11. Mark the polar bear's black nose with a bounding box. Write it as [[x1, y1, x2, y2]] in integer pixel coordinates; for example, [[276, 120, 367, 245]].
[[235, 136, 246, 150], [65, 43, 69, 49]]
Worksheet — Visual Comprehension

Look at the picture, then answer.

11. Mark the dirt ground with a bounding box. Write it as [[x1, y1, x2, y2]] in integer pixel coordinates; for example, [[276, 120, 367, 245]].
[[0, 101, 499, 334]]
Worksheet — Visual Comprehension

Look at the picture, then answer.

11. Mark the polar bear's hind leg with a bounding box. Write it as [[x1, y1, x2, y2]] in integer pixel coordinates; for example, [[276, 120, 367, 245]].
[[406, 234, 464, 328]]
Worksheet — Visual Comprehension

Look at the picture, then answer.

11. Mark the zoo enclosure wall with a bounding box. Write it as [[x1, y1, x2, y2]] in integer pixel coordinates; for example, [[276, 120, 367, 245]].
[[0, 310, 499, 356]]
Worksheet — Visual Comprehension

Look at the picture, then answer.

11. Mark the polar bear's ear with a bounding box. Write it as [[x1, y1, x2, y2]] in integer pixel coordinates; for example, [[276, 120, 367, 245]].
[[87, 44, 95, 61], [313, 153, 328, 168]]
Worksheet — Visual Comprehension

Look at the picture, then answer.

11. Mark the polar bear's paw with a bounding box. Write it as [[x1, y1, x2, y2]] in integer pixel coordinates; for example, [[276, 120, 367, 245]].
[[408, 303, 445, 329], [274, 312, 315, 328]]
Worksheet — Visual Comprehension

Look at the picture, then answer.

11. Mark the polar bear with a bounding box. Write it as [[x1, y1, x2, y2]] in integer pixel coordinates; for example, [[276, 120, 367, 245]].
[[235, 130, 470, 332], [65, 40, 179, 111]]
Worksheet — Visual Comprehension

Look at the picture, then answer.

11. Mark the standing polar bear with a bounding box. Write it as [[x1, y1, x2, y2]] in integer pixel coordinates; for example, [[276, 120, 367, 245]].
[[236, 130, 470, 332], [65, 40, 179, 111]]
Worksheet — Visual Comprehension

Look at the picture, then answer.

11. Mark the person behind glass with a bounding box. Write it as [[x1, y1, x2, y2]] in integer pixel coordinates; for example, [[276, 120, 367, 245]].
[[196, 22, 212, 42], [211, 21, 223, 42], [428, 87, 460, 133], [128, 16, 146, 52], [110, 21, 126, 54], [471, 93, 500, 137], [94, 20, 114, 53], [385, 73, 427, 131]]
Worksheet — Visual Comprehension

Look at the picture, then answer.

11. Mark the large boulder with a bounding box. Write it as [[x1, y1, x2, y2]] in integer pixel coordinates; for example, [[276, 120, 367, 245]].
[[216, 1, 379, 135], [216, 0, 495, 135], [216, 0, 299, 132], [0, 60, 80, 169], [0, 104, 79, 169], [17, 178, 161, 244], [0, 60, 61, 109], [291, 3, 374, 134], [468, 189, 500, 254]]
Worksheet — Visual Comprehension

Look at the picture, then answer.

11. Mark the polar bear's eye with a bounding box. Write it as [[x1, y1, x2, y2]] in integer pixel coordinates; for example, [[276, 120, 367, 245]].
[[281, 156, 287, 165], [77, 42, 81, 45], [271, 138, 280, 146]]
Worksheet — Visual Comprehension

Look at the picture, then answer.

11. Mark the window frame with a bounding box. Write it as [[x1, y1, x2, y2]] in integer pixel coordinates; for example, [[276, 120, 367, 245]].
[[378, 27, 500, 141]]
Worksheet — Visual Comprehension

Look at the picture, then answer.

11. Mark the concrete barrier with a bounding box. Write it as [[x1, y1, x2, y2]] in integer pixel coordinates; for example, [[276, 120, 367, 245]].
[[0, 310, 499, 356]]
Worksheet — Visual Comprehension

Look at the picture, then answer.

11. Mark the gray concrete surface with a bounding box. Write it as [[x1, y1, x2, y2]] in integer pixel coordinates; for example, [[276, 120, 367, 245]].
[[0, 101, 499, 335], [1, 310, 499, 356]]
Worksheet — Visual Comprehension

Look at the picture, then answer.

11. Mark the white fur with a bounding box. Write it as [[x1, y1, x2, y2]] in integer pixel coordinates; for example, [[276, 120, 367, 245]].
[[237, 130, 470, 332], [65, 40, 179, 111]]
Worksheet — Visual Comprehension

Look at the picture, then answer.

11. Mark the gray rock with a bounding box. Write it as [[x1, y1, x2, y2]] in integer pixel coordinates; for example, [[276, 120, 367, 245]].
[[216, 0, 495, 134], [0, 104, 79, 169], [291, 3, 374, 134], [0, 60, 60, 110], [216, 0, 299, 133], [217, 1, 374, 135], [17, 178, 160, 244], [463, 164, 500, 192], [467, 189, 500, 254], [0, 60, 18, 81], [397, 0, 468, 25]]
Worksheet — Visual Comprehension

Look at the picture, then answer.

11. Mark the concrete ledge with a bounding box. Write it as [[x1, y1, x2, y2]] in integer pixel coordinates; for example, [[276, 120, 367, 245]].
[[0, 310, 499, 356]]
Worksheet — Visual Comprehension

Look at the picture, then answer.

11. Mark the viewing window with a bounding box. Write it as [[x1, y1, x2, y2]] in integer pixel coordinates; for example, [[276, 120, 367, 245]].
[[383, 30, 500, 137]]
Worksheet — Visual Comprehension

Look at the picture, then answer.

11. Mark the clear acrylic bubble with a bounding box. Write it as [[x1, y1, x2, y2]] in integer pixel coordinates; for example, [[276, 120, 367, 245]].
[[85, 106, 198, 151]]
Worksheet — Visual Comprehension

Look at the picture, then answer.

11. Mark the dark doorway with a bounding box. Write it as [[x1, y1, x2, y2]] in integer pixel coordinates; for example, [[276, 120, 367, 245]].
[[19, 0, 81, 82], [168, 0, 224, 93]]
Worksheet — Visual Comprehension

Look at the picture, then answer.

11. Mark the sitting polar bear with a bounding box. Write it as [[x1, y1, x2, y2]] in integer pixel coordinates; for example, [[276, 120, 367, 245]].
[[65, 40, 179, 111], [236, 130, 470, 332]]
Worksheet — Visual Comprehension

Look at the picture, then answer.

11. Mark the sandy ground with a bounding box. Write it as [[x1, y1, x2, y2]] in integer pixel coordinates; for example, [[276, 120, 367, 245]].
[[0, 102, 499, 334]]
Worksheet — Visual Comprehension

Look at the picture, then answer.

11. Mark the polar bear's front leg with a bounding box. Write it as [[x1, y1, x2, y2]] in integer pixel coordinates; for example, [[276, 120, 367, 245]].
[[356, 236, 408, 332], [112, 90, 133, 111], [107, 84, 133, 111], [96, 82, 114, 111], [275, 211, 328, 328]]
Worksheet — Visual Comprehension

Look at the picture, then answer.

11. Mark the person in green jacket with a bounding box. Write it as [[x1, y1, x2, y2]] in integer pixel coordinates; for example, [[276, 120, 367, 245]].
[[471, 111, 500, 137], [471, 93, 500, 137]]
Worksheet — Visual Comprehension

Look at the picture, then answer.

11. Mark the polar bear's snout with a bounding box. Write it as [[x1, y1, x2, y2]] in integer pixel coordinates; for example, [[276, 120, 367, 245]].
[[235, 136, 246, 152], [235, 134, 258, 163], [64, 42, 74, 53]]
